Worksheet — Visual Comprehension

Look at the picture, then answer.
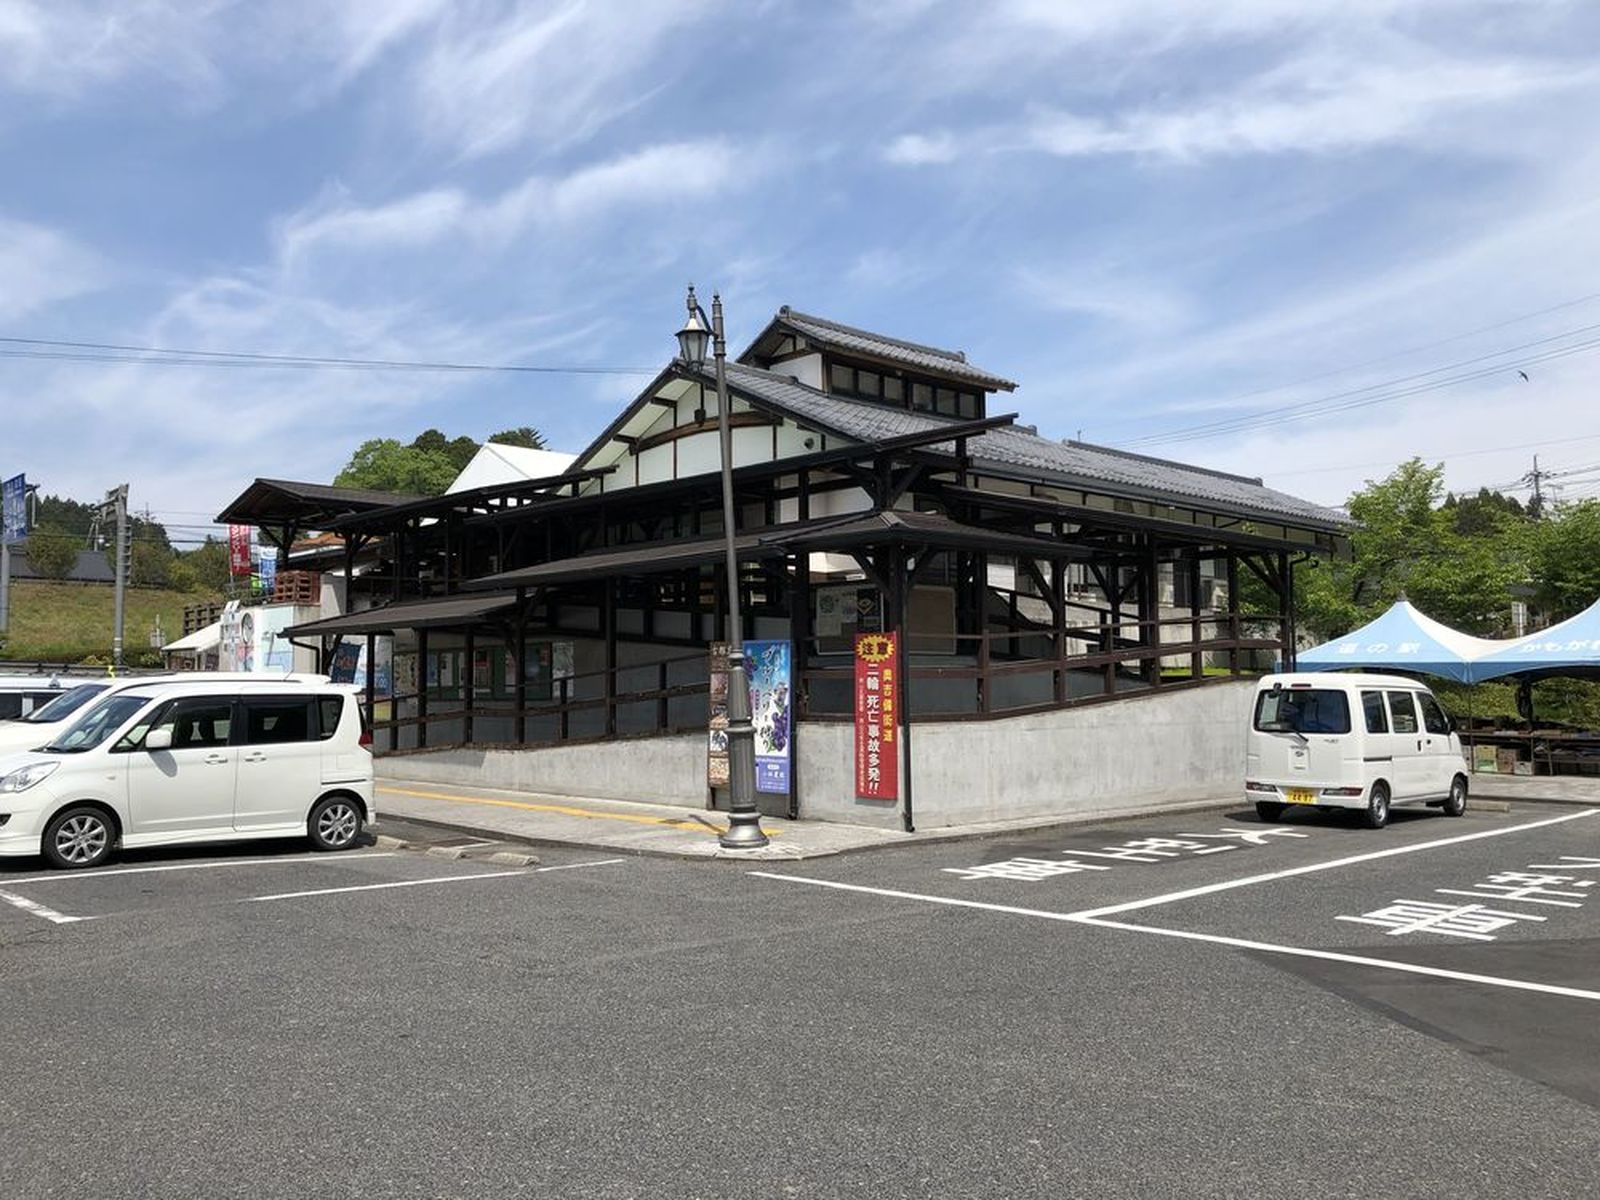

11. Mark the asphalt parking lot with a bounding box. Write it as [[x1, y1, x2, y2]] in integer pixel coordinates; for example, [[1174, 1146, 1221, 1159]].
[[1, 802, 1597, 1199]]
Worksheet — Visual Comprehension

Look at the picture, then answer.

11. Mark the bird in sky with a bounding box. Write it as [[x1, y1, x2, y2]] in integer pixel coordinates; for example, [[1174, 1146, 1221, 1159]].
[[1518, 370, 1530, 381]]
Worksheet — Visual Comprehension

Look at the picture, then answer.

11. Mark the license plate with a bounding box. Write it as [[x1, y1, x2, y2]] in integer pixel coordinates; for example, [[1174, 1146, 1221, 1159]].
[[1284, 788, 1317, 805]]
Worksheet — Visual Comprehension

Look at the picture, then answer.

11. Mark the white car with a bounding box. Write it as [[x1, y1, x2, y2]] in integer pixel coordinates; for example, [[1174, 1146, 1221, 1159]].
[[1245, 672, 1468, 829], [0, 672, 328, 758], [0, 673, 71, 721], [0, 678, 375, 869]]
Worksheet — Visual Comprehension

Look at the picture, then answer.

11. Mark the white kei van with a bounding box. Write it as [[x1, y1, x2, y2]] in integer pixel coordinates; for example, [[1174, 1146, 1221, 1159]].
[[1245, 672, 1468, 829], [0, 678, 374, 869]]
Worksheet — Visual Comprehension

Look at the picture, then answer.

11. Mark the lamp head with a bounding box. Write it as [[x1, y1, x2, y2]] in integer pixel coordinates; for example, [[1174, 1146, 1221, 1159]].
[[676, 285, 711, 367]]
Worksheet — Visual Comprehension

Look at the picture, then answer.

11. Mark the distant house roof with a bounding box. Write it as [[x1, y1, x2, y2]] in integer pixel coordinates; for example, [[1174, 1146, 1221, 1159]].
[[697, 361, 1346, 531], [447, 443, 577, 494], [11, 548, 115, 584], [746, 306, 1018, 391]]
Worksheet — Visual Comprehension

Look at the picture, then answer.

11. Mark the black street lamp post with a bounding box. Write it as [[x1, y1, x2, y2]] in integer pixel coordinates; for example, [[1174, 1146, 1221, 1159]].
[[677, 286, 769, 849]]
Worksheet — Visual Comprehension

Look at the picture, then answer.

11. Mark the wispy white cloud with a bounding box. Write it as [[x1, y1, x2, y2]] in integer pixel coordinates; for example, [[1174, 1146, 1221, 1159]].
[[890, 52, 1593, 165], [0, 215, 105, 320], [276, 139, 749, 270], [1015, 267, 1192, 333], [409, 0, 721, 160]]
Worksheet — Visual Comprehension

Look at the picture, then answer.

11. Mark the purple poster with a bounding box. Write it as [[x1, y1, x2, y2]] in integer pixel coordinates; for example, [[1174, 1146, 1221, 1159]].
[[744, 639, 792, 795]]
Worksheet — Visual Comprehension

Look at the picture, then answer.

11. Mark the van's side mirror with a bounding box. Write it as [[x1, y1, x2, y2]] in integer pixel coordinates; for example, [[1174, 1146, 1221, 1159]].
[[145, 728, 174, 752]]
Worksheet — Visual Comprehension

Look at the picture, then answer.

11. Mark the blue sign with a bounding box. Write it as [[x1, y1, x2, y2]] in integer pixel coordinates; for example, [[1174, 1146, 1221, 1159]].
[[744, 639, 792, 794], [2, 474, 25, 545], [258, 551, 277, 597]]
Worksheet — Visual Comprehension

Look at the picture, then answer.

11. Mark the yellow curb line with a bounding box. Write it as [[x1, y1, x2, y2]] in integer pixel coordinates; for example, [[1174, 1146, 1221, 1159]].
[[377, 785, 780, 837]]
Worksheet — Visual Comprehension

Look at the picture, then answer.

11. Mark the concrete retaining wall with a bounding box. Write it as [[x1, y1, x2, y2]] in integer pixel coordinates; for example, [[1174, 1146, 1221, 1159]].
[[376, 733, 706, 807], [377, 678, 1256, 829], [799, 678, 1257, 829]]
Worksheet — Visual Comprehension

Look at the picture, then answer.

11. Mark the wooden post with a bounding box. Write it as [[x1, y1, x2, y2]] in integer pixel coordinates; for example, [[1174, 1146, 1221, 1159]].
[[603, 580, 617, 738], [1189, 552, 1204, 681], [364, 632, 377, 748], [1141, 538, 1161, 686], [462, 626, 476, 745], [1226, 550, 1240, 675], [1052, 558, 1067, 705], [416, 626, 429, 749], [514, 607, 527, 745]]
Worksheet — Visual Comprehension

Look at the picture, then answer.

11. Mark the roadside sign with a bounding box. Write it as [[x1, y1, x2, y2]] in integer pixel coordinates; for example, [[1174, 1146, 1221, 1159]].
[[745, 639, 792, 795], [854, 630, 899, 800], [2, 474, 26, 545]]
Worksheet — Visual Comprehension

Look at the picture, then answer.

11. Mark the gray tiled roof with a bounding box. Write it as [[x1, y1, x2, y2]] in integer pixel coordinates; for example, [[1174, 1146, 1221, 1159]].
[[719, 362, 1346, 530], [769, 307, 1018, 391]]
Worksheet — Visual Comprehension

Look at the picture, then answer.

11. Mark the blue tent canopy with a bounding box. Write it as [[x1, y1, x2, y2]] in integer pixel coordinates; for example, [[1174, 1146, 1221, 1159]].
[[1472, 598, 1600, 681], [1295, 600, 1503, 683]]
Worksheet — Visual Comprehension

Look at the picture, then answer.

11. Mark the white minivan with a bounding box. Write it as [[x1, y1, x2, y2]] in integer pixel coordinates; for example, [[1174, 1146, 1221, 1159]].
[[1245, 672, 1468, 829], [0, 678, 375, 869], [0, 672, 328, 757]]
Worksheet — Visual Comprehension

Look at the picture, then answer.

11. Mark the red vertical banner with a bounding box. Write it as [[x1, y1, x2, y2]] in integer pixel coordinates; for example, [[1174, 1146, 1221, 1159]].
[[854, 630, 900, 801], [228, 524, 252, 576]]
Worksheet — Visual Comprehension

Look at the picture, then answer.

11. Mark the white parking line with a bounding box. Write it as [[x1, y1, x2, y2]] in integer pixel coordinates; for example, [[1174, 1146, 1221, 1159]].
[[0, 887, 84, 924], [244, 869, 529, 903], [1, 852, 398, 886], [1079, 915, 1600, 1003], [1070, 808, 1598, 919], [534, 858, 626, 873]]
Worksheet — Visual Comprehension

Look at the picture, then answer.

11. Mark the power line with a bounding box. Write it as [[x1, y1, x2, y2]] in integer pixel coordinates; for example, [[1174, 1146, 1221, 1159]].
[[0, 336, 657, 376], [1273, 429, 1600, 477], [1123, 326, 1600, 449], [1095, 289, 1600, 434]]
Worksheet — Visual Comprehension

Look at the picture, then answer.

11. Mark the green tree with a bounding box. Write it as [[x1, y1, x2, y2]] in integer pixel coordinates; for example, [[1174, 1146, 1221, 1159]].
[[131, 540, 173, 587], [409, 428, 480, 472], [334, 438, 459, 495], [165, 557, 200, 593], [24, 525, 81, 579], [1531, 499, 1600, 619], [487, 426, 547, 450], [182, 538, 232, 593], [1289, 459, 1529, 640]]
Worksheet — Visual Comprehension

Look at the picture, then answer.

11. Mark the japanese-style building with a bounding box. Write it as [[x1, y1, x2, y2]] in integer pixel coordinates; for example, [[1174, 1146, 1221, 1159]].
[[217, 303, 1347, 830]]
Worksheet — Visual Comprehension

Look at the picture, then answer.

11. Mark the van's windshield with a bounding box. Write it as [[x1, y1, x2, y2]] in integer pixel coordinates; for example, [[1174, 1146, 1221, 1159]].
[[23, 683, 110, 724], [41, 694, 153, 753], [1255, 688, 1352, 735]]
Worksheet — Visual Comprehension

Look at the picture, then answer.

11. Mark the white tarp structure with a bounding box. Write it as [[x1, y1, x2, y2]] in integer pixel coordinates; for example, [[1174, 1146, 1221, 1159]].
[[1472, 596, 1600, 680], [1295, 599, 1506, 683]]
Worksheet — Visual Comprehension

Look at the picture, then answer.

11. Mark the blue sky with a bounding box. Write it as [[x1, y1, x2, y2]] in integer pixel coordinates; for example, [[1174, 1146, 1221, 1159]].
[[4, 0, 1600, 544]]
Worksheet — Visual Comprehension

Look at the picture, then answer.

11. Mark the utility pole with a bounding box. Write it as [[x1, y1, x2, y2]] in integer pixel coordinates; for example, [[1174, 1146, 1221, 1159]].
[[99, 484, 130, 669], [1529, 454, 1546, 520]]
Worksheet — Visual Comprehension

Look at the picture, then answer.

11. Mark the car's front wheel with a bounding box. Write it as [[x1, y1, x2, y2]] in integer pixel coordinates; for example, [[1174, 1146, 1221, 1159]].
[[307, 795, 363, 852], [1362, 781, 1391, 830], [43, 806, 115, 870]]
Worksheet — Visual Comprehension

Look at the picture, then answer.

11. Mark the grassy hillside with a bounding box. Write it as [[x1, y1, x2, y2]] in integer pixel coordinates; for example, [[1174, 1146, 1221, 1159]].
[[0, 580, 202, 666]]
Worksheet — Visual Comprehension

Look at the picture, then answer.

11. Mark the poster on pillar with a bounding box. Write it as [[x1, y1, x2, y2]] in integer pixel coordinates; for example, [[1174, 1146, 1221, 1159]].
[[854, 630, 899, 801], [706, 642, 730, 788], [744, 639, 791, 795]]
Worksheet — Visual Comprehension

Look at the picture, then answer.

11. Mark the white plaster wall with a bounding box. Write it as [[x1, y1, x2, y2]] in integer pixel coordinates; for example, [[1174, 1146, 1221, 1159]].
[[635, 443, 674, 486], [798, 679, 1257, 829], [377, 732, 706, 806]]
